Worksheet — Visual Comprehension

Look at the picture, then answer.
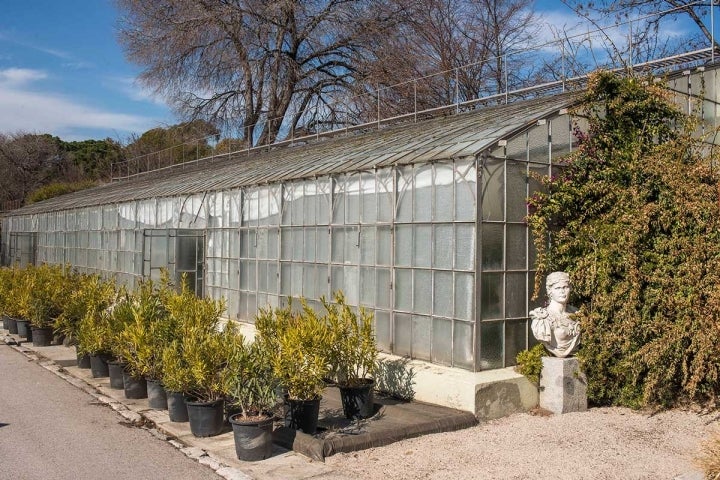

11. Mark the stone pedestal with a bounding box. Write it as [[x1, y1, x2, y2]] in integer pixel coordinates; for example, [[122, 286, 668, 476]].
[[539, 356, 587, 414]]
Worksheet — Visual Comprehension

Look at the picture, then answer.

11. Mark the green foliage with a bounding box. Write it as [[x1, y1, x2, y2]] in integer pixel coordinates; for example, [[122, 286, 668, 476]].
[[54, 274, 117, 343], [27, 180, 97, 204], [19, 264, 73, 329], [114, 277, 173, 379], [260, 301, 331, 401], [515, 344, 546, 385], [527, 71, 720, 407], [160, 280, 238, 401], [324, 291, 378, 386], [228, 340, 279, 418]]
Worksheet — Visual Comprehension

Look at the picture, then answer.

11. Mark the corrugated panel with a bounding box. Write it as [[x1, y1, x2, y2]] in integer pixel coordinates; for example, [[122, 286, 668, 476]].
[[13, 92, 579, 215]]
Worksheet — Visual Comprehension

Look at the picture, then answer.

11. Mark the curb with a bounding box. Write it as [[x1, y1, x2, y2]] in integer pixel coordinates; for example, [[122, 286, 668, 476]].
[[3, 340, 252, 480]]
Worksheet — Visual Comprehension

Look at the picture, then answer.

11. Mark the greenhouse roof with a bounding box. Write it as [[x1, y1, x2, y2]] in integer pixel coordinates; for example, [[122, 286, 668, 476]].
[[13, 91, 580, 215]]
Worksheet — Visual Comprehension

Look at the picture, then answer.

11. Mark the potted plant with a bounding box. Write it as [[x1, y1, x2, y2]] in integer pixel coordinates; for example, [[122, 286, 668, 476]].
[[77, 306, 114, 378], [324, 291, 379, 419], [263, 301, 330, 435], [55, 274, 117, 368], [25, 264, 70, 346], [113, 277, 171, 400], [163, 283, 239, 436], [0, 267, 19, 334], [227, 340, 279, 461]]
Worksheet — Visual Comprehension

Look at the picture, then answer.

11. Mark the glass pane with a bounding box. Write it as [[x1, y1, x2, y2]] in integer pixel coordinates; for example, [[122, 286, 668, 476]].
[[455, 224, 475, 271], [413, 225, 431, 268], [480, 272, 502, 320], [414, 165, 432, 222], [304, 227, 316, 262], [281, 263, 292, 295], [316, 180, 330, 224], [377, 169, 394, 223], [433, 224, 453, 269], [377, 226, 392, 266], [360, 227, 375, 265], [528, 123, 549, 164], [453, 320, 474, 369], [413, 269, 432, 315], [332, 178, 345, 224], [256, 228, 268, 259], [433, 271, 453, 317], [151, 235, 167, 267], [344, 265, 359, 305], [394, 312, 412, 356], [480, 321, 504, 370], [258, 261, 268, 292], [506, 133, 526, 161], [434, 163, 454, 222], [331, 265, 344, 297], [344, 226, 359, 264], [505, 272, 527, 318], [482, 158, 504, 221], [455, 272, 474, 321], [303, 182, 316, 225], [395, 225, 412, 267], [375, 310, 391, 352], [481, 223, 503, 270], [376, 268, 392, 309], [506, 224, 527, 270], [316, 263, 327, 299], [397, 167, 412, 222], [395, 268, 412, 311], [176, 236, 198, 271], [507, 160, 528, 222], [331, 227, 344, 263], [268, 228, 279, 260], [308, 227, 324, 263], [551, 116, 572, 160], [303, 264, 316, 298], [361, 172, 377, 224], [291, 263, 303, 297], [412, 315, 432, 360], [346, 175, 361, 224], [455, 161, 476, 222], [505, 319, 527, 366], [360, 267, 375, 306], [432, 317, 453, 366]]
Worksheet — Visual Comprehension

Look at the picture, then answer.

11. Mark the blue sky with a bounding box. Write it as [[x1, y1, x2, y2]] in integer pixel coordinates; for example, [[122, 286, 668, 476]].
[[0, 1, 710, 143]]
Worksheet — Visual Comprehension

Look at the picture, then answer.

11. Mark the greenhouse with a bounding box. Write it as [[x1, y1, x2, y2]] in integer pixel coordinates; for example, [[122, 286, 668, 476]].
[[1, 62, 719, 415]]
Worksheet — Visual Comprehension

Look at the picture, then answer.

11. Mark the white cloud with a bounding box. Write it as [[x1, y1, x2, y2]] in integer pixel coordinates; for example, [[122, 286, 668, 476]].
[[0, 67, 48, 86], [109, 75, 168, 106], [0, 70, 158, 138]]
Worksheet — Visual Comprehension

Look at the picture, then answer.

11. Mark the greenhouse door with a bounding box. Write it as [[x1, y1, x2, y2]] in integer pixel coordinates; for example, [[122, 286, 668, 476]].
[[143, 229, 205, 296]]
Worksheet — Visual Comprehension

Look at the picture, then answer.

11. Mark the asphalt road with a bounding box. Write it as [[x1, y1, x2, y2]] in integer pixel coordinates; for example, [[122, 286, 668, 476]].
[[0, 344, 221, 480]]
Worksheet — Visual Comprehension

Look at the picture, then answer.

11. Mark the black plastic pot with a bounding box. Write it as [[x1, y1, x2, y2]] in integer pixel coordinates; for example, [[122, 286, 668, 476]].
[[229, 414, 274, 461], [7, 317, 18, 334], [167, 391, 189, 423], [15, 319, 31, 339], [122, 372, 148, 399], [107, 360, 125, 389], [186, 398, 225, 437], [89, 354, 110, 378], [76, 349, 91, 369], [2, 315, 8, 330], [147, 379, 168, 410], [284, 396, 321, 435], [339, 379, 376, 419], [31, 327, 53, 347]]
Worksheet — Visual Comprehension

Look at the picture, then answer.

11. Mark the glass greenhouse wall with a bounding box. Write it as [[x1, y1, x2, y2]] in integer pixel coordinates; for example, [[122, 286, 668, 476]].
[[1, 65, 717, 373]]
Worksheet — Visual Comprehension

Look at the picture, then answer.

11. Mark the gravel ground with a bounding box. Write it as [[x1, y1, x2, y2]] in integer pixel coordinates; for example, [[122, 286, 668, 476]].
[[324, 407, 717, 480]]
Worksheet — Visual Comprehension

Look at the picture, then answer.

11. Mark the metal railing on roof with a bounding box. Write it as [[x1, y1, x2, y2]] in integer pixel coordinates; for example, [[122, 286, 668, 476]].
[[111, 0, 720, 182]]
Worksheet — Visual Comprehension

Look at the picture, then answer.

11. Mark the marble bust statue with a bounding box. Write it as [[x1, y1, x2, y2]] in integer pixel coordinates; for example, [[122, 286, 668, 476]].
[[530, 271, 580, 357]]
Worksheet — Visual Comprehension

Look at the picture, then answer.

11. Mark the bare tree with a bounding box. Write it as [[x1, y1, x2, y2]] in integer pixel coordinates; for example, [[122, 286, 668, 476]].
[[0, 133, 66, 205], [116, 0, 403, 145], [351, 0, 541, 120]]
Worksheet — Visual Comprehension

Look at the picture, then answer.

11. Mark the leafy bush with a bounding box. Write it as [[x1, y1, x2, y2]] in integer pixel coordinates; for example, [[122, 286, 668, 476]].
[[228, 340, 279, 419], [55, 274, 117, 343], [527, 71, 720, 407], [324, 291, 378, 386], [515, 344, 546, 385], [27, 180, 97, 204]]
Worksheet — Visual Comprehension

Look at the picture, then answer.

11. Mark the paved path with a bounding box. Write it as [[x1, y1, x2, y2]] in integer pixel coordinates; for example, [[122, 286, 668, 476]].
[[0, 343, 221, 480]]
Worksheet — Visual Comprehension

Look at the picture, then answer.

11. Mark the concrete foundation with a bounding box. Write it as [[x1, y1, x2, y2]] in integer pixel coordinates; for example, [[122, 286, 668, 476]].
[[539, 356, 587, 414]]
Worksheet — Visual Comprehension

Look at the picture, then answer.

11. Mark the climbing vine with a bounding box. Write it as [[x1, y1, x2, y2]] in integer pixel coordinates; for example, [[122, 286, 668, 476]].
[[527, 71, 720, 408]]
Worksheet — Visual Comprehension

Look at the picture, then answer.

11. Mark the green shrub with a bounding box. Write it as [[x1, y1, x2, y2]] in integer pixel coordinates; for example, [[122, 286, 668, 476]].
[[27, 180, 97, 204], [55, 274, 117, 343], [324, 291, 378, 386], [527, 71, 720, 407], [515, 344, 546, 385]]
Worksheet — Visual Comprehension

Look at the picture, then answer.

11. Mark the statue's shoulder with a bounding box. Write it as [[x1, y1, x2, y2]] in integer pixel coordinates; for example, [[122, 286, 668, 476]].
[[529, 306, 548, 320]]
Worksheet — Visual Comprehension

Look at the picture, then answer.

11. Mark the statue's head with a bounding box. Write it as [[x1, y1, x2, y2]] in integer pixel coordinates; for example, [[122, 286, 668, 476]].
[[546, 271, 571, 304]]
